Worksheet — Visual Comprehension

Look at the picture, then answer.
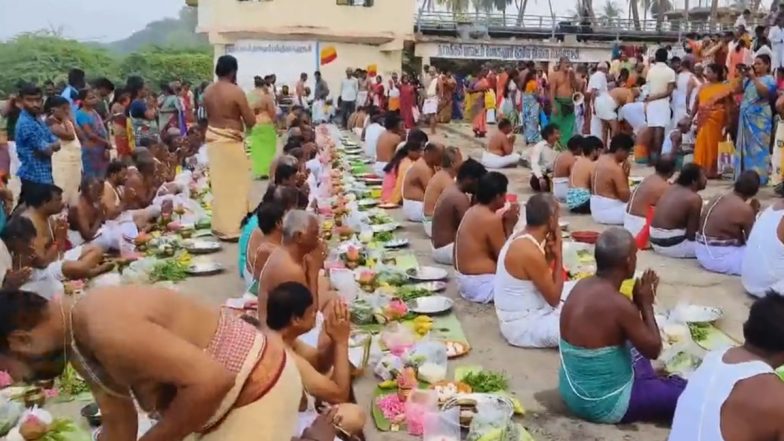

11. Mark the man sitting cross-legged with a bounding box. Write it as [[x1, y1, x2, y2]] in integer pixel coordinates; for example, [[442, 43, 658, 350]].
[[559, 228, 686, 424]]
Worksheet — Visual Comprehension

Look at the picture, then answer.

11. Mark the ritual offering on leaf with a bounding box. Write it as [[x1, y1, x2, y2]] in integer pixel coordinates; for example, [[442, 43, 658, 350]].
[[341, 246, 365, 269]]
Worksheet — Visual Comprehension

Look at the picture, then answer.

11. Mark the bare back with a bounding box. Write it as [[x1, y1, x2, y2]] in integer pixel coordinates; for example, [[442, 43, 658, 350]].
[[550, 71, 575, 98], [258, 248, 308, 320], [376, 131, 401, 163], [423, 171, 453, 217], [203, 81, 255, 132], [700, 194, 755, 242], [570, 157, 595, 190], [403, 159, 434, 201], [431, 185, 470, 249], [651, 185, 703, 237], [627, 175, 669, 217], [553, 151, 576, 179], [487, 131, 513, 156], [593, 156, 630, 202], [609, 87, 634, 107], [454, 205, 505, 275]]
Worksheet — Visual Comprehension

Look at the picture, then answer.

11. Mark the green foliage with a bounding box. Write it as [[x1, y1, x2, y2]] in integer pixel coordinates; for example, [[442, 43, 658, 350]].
[[0, 6, 211, 97], [0, 36, 212, 98]]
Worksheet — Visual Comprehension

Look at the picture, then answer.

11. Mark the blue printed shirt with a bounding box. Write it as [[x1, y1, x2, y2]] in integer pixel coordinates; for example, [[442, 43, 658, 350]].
[[15, 110, 55, 184]]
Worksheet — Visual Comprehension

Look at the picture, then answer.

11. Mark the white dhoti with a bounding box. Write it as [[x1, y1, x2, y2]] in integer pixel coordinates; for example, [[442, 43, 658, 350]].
[[423, 97, 439, 115], [623, 212, 648, 238], [590, 195, 626, 225], [373, 162, 387, 177], [432, 242, 454, 266], [402, 198, 424, 222], [594, 93, 619, 121], [619, 102, 647, 135], [696, 243, 745, 276], [649, 227, 696, 258], [44, 246, 84, 281], [423, 217, 432, 238], [481, 151, 520, 169], [590, 115, 603, 138], [552, 177, 569, 202], [645, 98, 671, 128], [496, 281, 576, 349], [456, 271, 494, 304]]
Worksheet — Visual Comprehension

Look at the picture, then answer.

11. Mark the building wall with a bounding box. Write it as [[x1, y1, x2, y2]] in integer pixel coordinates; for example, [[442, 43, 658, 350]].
[[197, 0, 415, 39]]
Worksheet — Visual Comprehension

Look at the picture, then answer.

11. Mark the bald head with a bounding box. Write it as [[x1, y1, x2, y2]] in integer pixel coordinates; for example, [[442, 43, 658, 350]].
[[595, 228, 635, 273], [441, 146, 462, 170]]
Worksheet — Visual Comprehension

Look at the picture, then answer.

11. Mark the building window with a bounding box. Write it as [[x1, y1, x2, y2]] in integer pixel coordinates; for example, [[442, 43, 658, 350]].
[[336, 0, 374, 6]]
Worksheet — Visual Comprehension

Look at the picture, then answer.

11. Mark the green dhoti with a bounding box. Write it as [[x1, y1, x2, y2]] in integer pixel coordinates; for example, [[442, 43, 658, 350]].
[[248, 122, 277, 178], [552, 96, 576, 148]]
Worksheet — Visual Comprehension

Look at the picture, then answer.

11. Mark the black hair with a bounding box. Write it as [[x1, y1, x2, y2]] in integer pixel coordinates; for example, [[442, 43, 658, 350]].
[[215, 55, 239, 78], [655, 48, 669, 63], [756, 54, 772, 69], [456, 158, 488, 183], [46, 96, 69, 112], [384, 113, 401, 130], [654, 156, 676, 177], [106, 160, 127, 178], [266, 282, 314, 331], [541, 124, 558, 140], [0, 216, 37, 245], [254, 76, 266, 88], [125, 76, 145, 100], [475, 172, 508, 205], [670, 56, 682, 65], [608, 133, 634, 153], [274, 162, 299, 185], [566, 135, 584, 154], [743, 292, 784, 352], [384, 140, 422, 174], [23, 184, 62, 208], [77, 88, 92, 102], [284, 137, 303, 152], [734, 170, 761, 197], [406, 128, 429, 148], [257, 201, 286, 235], [92, 77, 115, 92], [583, 136, 604, 154], [19, 84, 42, 98], [497, 118, 512, 130], [0, 289, 50, 350], [68, 68, 85, 87], [706, 63, 726, 81], [525, 193, 555, 226], [675, 163, 703, 186]]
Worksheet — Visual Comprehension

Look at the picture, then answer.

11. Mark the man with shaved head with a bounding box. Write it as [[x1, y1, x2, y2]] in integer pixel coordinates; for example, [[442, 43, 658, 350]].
[[402, 142, 444, 222], [559, 228, 686, 424], [423, 146, 463, 237]]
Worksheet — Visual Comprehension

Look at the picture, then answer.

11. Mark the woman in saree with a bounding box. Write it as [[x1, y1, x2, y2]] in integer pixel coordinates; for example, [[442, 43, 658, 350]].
[[734, 54, 776, 185], [158, 84, 183, 135], [247, 79, 278, 179], [126, 76, 158, 142], [692, 63, 733, 179], [463, 77, 476, 122], [499, 77, 521, 129], [399, 74, 417, 129], [46, 96, 82, 205], [522, 71, 542, 145], [437, 72, 456, 124], [110, 89, 133, 160], [470, 70, 490, 138], [452, 76, 465, 121], [381, 139, 424, 206], [76, 88, 111, 179]]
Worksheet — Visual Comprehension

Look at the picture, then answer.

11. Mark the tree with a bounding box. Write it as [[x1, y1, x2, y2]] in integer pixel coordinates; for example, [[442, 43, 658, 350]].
[[629, 0, 641, 29], [107, 6, 208, 54], [650, 0, 673, 29], [600, 0, 622, 25]]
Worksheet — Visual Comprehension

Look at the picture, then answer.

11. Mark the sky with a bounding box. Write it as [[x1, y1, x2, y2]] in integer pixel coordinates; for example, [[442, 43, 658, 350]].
[[0, 0, 182, 42]]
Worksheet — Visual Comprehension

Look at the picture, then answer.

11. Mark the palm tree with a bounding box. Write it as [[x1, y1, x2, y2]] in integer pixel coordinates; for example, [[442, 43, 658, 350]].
[[514, 0, 530, 25], [649, 0, 673, 30], [491, 0, 514, 24], [629, 0, 641, 29], [436, 0, 471, 12]]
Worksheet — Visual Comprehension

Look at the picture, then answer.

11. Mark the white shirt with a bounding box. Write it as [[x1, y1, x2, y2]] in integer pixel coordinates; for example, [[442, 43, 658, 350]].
[[735, 15, 747, 28], [529, 140, 556, 179], [646, 62, 677, 97], [364, 123, 384, 159], [587, 71, 608, 95], [340, 77, 359, 102], [769, 25, 784, 45]]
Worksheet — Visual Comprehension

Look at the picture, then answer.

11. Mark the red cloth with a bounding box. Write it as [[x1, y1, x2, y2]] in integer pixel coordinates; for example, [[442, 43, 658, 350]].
[[399, 84, 416, 129], [635, 205, 655, 250]]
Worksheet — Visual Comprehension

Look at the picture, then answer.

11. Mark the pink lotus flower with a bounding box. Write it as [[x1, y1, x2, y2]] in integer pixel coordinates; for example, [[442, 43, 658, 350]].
[[0, 370, 12, 388]]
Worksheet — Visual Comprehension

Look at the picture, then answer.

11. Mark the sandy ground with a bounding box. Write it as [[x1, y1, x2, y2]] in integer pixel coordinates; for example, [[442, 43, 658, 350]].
[[52, 122, 767, 440]]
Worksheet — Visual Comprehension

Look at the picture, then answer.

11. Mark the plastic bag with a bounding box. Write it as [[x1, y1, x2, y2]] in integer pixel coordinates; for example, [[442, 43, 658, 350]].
[[405, 340, 448, 383], [405, 389, 438, 436], [0, 398, 23, 436], [423, 406, 461, 441], [380, 322, 415, 355], [373, 353, 404, 381], [467, 401, 513, 441]]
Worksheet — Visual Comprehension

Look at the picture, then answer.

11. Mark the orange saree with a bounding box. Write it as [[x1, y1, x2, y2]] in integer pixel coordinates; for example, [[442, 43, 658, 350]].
[[694, 82, 733, 177]]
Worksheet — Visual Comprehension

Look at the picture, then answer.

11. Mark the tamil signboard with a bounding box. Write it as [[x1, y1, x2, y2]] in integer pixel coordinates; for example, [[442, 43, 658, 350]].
[[422, 42, 610, 63], [226, 40, 318, 91]]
